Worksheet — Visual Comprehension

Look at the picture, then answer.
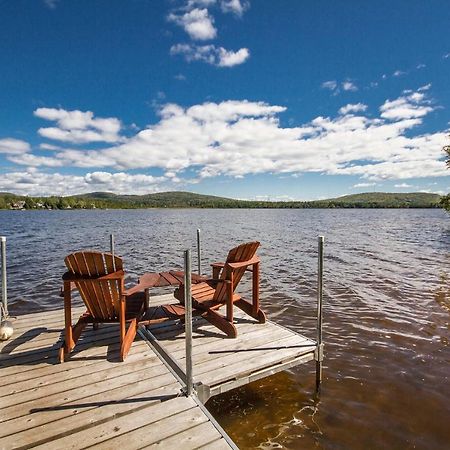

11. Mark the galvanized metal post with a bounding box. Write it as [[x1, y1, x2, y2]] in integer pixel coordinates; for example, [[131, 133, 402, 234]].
[[1, 237, 7, 320], [184, 249, 194, 396], [196, 229, 201, 275], [315, 236, 324, 391], [110, 233, 116, 271]]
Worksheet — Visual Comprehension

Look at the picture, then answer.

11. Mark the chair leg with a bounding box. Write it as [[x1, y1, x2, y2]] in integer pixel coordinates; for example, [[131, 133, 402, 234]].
[[59, 318, 87, 363], [234, 298, 266, 323], [120, 319, 137, 361], [203, 310, 237, 338]]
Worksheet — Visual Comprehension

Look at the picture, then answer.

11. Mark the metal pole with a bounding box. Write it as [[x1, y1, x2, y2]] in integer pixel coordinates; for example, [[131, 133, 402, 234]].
[[184, 249, 194, 396], [110, 233, 116, 271], [315, 236, 324, 391], [1, 237, 7, 320], [196, 229, 201, 275]]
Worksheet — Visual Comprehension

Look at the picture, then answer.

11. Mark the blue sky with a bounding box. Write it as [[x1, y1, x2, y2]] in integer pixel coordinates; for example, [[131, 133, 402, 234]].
[[0, 0, 449, 200]]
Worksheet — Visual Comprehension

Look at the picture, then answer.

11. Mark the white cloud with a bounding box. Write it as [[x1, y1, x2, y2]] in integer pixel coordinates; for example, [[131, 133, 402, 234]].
[[393, 70, 406, 77], [322, 80, 337, 91], [0, 169, 168, 196], [34, 107, 122, 144], [322, 80, 358, 94], [217, 47, 249, 66], [0, 138, 30, 155], [353, 182, 376, 188], [394, 183, 413, 188], [380, 91, 433, 120], [443, 53, 450, 59], [416, 63, 426, 69], [186, 0, 217, 8], [220, 0, 249, 17], [5, 88, 449, 194], [342, 80, 358, 91], [7, 153, 64, 167], [170, 44, 249, 67], [339, 103, 368, 115], [168, 8, 217, 40], [418, 83, 432, 91]]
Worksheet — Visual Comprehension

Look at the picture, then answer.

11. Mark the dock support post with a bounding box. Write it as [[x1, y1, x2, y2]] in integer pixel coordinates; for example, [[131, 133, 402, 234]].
[[1, 237, 7, 321], [0, 236, 13, 341], [184, 249, 194, 396], [196, 229, 201, 275], [110, 233, 116, 271], [315, 236, 324, 391]]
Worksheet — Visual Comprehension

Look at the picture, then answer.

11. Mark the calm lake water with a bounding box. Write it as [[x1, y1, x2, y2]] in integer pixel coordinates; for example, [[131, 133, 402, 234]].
[[1, 208, 449, 449]]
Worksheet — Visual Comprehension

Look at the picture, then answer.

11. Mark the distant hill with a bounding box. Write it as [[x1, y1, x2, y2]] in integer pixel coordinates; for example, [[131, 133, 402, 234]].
[[323, 192, 442, 208], [0, 191, 444, 210]]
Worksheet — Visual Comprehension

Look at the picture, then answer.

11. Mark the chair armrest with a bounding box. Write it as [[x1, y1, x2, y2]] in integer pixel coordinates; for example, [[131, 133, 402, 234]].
[[210, 262, 225, 268], [62, 270, 125, 282], [227, 256, 260, 270]]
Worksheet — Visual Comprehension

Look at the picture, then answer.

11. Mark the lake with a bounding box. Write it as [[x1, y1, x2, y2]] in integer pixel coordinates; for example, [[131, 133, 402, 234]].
[[1, 208, 449, 449]]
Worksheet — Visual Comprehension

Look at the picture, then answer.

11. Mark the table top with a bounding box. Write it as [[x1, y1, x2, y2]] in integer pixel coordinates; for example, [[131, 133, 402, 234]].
[[140, 270, 206, 289]]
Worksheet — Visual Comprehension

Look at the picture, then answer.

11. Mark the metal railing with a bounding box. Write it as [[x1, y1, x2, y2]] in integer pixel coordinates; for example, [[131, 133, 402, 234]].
[[315, 236, 324, 391]]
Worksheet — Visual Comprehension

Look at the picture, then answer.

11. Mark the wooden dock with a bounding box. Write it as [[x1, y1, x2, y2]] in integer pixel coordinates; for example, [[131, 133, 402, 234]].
[[0, 294, 316, 449]]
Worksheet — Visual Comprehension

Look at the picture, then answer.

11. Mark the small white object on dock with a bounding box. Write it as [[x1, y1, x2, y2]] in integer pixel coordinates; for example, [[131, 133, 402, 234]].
[[0, 319, 13, 341]]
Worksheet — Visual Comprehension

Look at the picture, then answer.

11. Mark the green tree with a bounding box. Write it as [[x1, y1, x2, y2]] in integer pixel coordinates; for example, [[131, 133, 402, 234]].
[[441, 138, 450, 212]]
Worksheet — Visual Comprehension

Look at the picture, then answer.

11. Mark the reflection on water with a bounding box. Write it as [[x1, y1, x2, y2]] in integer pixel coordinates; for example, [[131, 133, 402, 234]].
[[1, 208, 449, 449]]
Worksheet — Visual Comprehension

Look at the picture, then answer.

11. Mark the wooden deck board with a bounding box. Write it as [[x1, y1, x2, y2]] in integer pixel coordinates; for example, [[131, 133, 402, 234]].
[[1, 293, 316, 449]]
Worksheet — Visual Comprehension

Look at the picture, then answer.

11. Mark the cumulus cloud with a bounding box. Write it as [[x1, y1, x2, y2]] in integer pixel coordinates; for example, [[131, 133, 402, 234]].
[[321, 80, 337, 91], [322, 80, 358, 94], [0, 169, 168, 196], [393, 70, 406, 77], [168, 8, 217, 40], [342, 80, 358, 91], [353, 182, 376, 188], [4, 87, 449, 195], [170, 44, 249, 66], [0, 138, 30, 154], [379, 91, 433, 120], [394, 183, 413, 188], [339, 103, 368, 115], [7, 153, 64, 167], [34, 107, 122, 144], [220, 0, 249, 17]]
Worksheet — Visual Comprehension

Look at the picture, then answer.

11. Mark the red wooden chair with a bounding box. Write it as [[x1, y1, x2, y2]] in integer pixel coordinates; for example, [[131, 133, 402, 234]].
[[174, 242, 266, 337], [59, 251, 145, 362]]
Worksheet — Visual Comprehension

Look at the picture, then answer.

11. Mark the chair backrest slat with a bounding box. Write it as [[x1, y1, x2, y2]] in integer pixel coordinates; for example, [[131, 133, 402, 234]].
[[213, 242, 260, 302], [103, 253, 122, 315], [64, 250, 124, 320]]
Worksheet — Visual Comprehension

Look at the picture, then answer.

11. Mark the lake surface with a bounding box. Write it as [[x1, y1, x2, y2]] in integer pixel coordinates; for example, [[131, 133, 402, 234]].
[[1, 208, 449, 449]]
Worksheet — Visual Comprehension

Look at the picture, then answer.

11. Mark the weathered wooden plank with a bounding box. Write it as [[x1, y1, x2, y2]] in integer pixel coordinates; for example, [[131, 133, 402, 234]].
[[0, 360, 166, 423], [0, 336, 146, 386], [91, 404, 208, 449], [0, 376, 179, 445], [197, 438, 233, 450], [162, 325, 294, 371], [31, 397, 198, 450], [0, 327, 131, 371], [0, 343, 150, 397], [0, 322, 116, 356], [0, 347, 158, 405], [200, 336, 315, 387], [143, 421, 226, 449]]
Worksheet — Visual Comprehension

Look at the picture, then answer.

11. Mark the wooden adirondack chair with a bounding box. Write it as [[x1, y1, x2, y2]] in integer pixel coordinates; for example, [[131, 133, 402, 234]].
[[174, 242, 266, 338], [59, 251, 146, 362]]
